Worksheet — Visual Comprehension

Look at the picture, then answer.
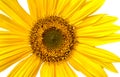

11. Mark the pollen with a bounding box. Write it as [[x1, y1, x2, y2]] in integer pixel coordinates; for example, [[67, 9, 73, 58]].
[[30, 16, 75, 62]]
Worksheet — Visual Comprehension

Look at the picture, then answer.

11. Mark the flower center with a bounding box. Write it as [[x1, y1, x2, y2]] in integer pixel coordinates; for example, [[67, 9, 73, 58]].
[[42, 27, 64, 49], [30, 16, 75, 62]]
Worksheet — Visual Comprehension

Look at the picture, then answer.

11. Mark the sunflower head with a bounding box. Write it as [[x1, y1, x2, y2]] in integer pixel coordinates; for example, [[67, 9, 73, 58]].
[[30, 16, 75, 62]]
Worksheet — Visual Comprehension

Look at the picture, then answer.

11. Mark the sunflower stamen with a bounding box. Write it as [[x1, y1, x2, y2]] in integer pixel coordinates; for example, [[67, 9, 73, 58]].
[[30, 16, 75, 62]]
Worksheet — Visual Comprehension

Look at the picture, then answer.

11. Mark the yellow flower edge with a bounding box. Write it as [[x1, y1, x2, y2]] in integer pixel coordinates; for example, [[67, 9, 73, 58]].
[[0, 0, 120, 77]]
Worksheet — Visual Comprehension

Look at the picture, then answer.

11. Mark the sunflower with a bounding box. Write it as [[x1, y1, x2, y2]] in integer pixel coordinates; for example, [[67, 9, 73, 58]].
[[0, 0, 120, 77]]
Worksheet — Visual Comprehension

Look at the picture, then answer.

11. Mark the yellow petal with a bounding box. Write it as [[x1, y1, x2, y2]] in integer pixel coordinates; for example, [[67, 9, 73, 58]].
[[34, 0, 42, 18], [41, 62, 77, 77], [77, 34, 120, 46], [69, 0, 105, 24], [0, 14, 29, 33], [90, 59, 118, 73], [73, 14, 105, 27], [35, 0, 54, 18], [1, 0, 33, 26], [96, 15, 118, 25], [40, 62, 55, 77], [69, 50, 107, 77], [55, 63, 66, 77], [45, 0, 56, 16], [0, 0, 32, 30], [24, 56, 41, 77], [43, 0, 49, 16], [60, 0, 85, 19], [0, 41, 29, 48], [27, 0, 37, 20], [74, 44, 120, 62], [0, 32, 29, 45], [0, 31, 28, 36], [0, 47, 31, 60], [0, 44, 30, 55], [55, 0, 70, 16], [55, 62, 77, 77], [0, 51, 31, 71], [0, 35, 26, 41], [8, 54, 41, 77], [75, 24, 120, 37], [0, 31, 29, 40], [73, 14, 117, 28], [103, 63, 118, 73], [62, 62, 77, 77], [69, 58, 93, 77]]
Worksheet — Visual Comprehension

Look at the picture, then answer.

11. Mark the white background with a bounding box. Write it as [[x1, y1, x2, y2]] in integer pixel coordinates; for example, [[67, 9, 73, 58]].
[[0, 0, 120, 77]]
